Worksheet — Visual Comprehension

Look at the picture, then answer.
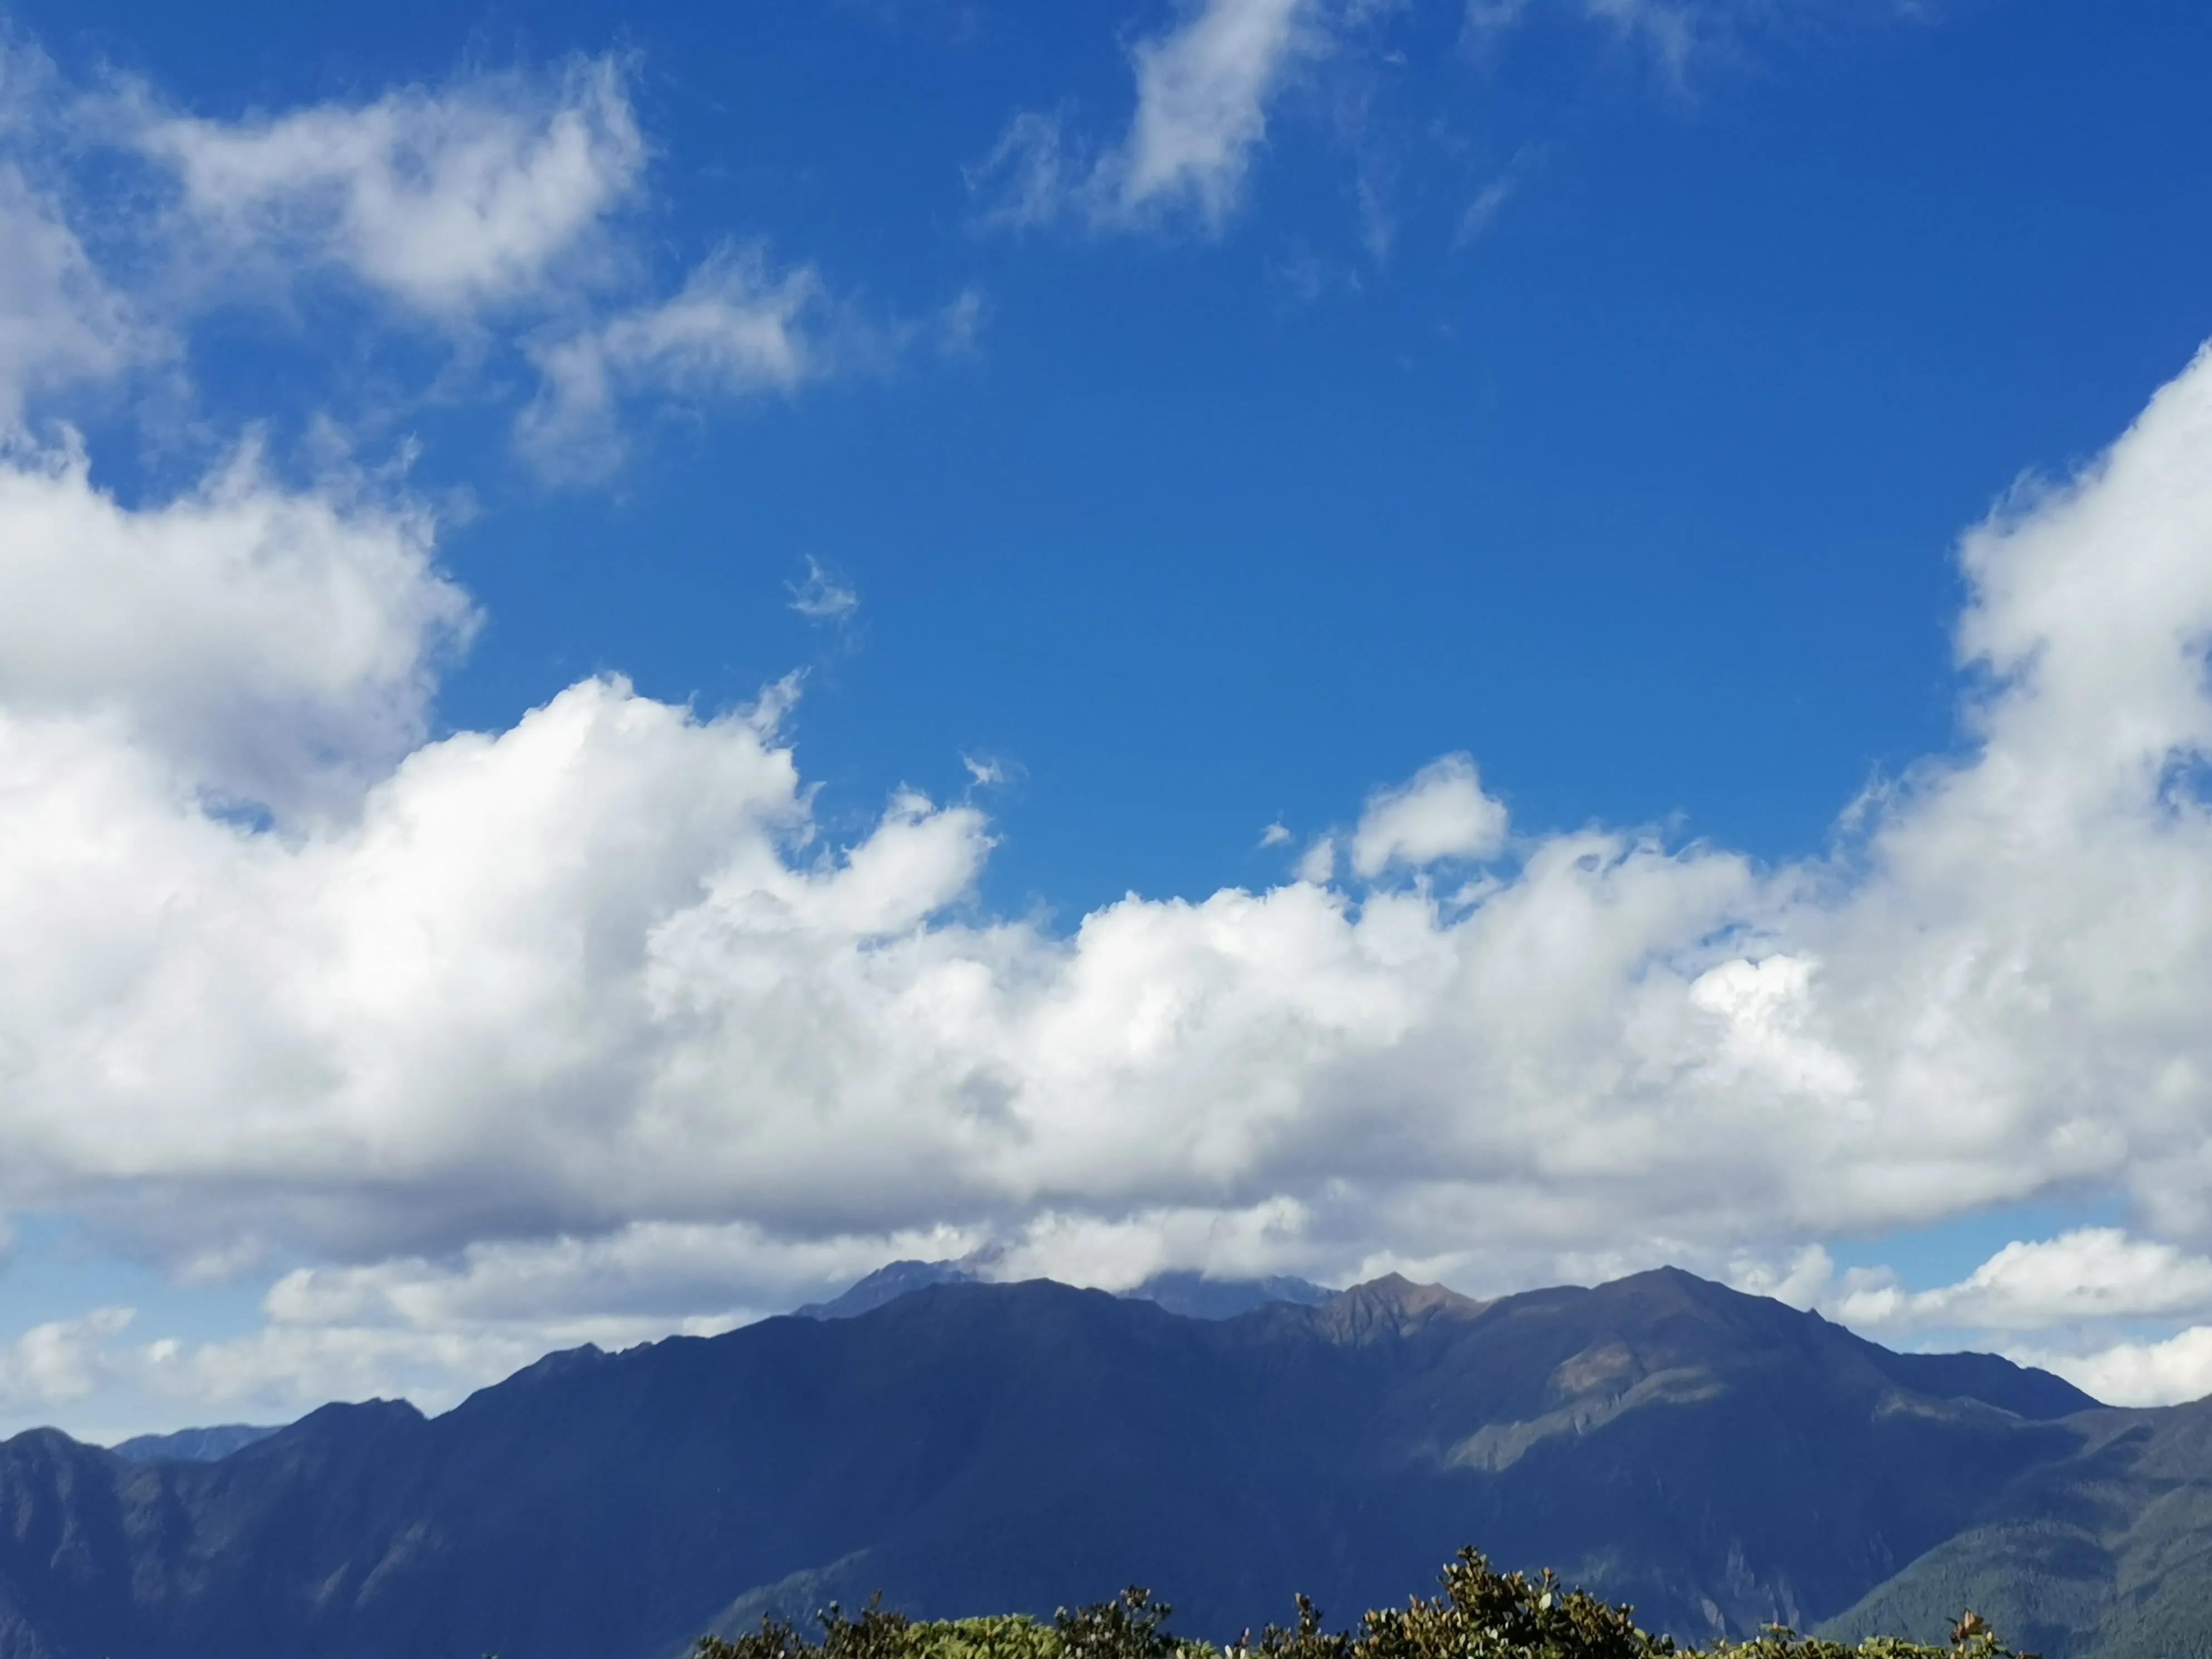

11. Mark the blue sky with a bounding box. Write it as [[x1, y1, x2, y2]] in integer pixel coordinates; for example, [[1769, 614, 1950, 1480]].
[[4, 0, 2212, 1436]]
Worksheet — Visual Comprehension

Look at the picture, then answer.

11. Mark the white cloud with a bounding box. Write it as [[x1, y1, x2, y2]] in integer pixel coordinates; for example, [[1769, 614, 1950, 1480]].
[[9, 299, 2212, 1422], [124, 56, 644, 322], [0, 166, 155, 424], [0, 433, 475, 817], [1296, 834, 1337, 883], [1725, 1242, 1835, 1310], [516, 245, 827, 480], [1260, 821, 1293, 847], [972, 0, 1330, 233], [0, 39, 901, 492], [788, 556, 861, 624], [966, 110, 1084, 233], [1455, 171, 1521, 249], [1835, 1229, 2212, 1335], [1114, 0, 1325, 225], [2011, 1327, 2212, 1410], [0, 1308, 133, 1414], [1350, 753, 1509, 876]]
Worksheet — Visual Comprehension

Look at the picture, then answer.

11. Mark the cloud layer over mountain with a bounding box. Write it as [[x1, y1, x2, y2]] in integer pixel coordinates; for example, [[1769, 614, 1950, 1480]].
[[1, 15, 2209, 1425]]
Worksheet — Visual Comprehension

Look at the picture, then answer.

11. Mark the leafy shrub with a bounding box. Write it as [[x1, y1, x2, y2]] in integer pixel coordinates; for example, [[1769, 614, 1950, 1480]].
[[691, 1550, 2031, 1659]]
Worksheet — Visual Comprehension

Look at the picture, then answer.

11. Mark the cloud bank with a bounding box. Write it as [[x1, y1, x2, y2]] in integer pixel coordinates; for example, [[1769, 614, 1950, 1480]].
[[4, 334, 2212, 1415], [3, 14, 2212, 1428]]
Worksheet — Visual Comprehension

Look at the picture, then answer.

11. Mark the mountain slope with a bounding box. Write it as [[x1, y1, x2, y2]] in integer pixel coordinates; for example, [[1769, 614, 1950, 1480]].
[[0, 1270, 2155, 1659], [1820, 1396, 2212, 1658]]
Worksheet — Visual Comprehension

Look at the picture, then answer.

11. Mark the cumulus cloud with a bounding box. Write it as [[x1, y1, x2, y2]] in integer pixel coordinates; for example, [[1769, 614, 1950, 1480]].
[[971, 0, 1329, 233], [2016, 1326, 2212, 1411], [0, 38, 927, 491], [1349, 753, 1509, 877], [11, 276, 2212, 1421], [0, 1308, 134, 1414], [1835, 1229, 2212, 1335], [0, 433, 475, 817], [123, 56, 644, 322]]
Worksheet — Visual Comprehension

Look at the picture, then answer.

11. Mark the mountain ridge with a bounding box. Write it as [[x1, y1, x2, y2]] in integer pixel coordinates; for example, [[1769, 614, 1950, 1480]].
[[0, 1269, 2157, 1659]]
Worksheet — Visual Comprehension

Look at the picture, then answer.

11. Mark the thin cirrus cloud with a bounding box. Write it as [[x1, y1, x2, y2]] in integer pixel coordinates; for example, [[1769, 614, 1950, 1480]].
[[516, 244, 830, 482], [972, 0, 1933, 242], [970, 0, 1330, 234], [9, 330, 2212, 1416], [787, 556, 862, 625], [1465, 0, 1938, 89]]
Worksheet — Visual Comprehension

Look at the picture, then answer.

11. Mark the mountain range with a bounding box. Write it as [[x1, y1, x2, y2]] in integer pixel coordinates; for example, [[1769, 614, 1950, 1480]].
[[0, 1268, 2204, 1659], [792, 1259, 1335, 1322]]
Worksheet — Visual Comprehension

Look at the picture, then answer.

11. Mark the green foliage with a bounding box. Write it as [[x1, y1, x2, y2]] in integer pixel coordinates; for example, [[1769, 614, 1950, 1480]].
[[687, 1550, 2038, 1659]]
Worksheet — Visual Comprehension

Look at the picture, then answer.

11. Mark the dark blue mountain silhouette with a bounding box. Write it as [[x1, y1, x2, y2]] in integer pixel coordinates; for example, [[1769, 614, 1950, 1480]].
[[0, 1268, 2170, 1659]]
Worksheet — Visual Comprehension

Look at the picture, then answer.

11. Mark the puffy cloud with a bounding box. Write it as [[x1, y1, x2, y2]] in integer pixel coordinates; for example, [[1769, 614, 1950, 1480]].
[[124, 56, 644, 322], [2017, 1336, 2212, 1406], [1836, 1230, 2212, 1335], [1350, 754, 1509, 876], [2017, 1327, 2212, 1410], [0, 1308, 133, 1414], [0, 434, 474, 817], [971, 0, 1329, 233], [9, 309, 2212, 1423], [0, 37, 906, 492], [1296, 835, 1337, 883]]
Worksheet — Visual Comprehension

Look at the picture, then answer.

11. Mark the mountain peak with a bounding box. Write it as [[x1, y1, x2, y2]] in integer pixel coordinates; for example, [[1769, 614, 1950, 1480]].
[[1311, 1273, 1490, 1342], [794, 1262, 1335, 1323]]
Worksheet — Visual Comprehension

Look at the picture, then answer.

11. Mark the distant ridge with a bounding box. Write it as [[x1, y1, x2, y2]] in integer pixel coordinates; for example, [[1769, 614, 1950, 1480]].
[[109, 1422, 281, 1463], [0, 1267, 2151, 1659], [793, 1258, 979, 1318], [794, 1259, 1334, 1321]]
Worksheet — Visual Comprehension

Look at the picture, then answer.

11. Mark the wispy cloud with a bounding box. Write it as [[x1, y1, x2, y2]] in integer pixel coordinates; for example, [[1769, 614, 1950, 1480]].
[[1465, 0, 1929, 91], [1453, 154, 1533, 249], [788, 556, 861, 625], [517, 245, 828, 482], [970, 0, 1332, 235]]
